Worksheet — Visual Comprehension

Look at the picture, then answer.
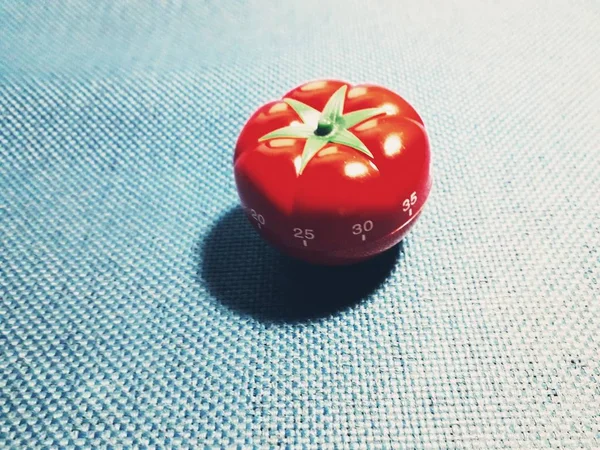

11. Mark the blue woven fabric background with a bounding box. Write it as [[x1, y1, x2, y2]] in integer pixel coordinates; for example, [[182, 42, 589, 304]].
[[1, 1, 599, 448]]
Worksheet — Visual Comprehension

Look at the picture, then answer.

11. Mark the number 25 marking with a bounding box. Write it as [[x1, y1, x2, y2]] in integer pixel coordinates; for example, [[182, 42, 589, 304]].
[[403, 192, 417, 216], [294, 228, 315, 247]]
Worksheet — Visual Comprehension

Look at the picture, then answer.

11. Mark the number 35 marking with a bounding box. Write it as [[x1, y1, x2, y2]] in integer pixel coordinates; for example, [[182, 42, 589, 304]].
[[403, 192, 417, 216]]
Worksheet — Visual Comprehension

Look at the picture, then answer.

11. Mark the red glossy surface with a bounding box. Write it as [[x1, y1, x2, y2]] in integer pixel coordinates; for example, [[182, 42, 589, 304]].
[[234, 79, 432, 265]]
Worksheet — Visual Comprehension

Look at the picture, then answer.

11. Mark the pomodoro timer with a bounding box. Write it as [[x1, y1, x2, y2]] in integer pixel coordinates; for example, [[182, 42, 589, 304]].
[[233, 79, 432, 265]]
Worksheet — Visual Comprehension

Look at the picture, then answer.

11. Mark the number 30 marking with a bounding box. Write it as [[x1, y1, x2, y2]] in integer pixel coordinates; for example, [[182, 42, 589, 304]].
[[403, 192, 417, 216], [352, 220, 373, 235], [353, 220, 374, 241]]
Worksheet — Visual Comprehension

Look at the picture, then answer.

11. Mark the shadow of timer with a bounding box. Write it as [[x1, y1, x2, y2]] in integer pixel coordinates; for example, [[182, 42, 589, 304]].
[[198, 207, 402, 324]]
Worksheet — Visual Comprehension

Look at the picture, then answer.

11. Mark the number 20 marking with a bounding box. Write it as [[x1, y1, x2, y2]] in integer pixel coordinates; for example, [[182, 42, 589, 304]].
[[403, 192, 418, 216], [250, 209, 266, 228]]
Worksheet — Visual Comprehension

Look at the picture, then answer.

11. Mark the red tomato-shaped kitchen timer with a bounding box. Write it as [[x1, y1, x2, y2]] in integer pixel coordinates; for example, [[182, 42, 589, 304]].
[[234, 79, 432, 265]]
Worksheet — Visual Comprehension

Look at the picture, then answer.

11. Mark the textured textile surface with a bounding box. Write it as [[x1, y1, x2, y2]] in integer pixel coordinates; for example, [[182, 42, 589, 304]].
[[1, 0, 599, 448]]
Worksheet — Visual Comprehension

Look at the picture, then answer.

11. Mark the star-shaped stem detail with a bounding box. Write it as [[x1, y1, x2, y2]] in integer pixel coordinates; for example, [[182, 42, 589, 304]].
[[258, 85, 385, 174]]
